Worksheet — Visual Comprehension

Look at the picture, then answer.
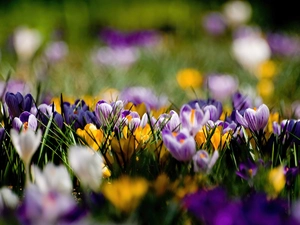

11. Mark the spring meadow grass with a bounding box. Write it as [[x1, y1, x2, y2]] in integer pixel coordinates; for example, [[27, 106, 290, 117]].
[[1, 0, 300, 224]]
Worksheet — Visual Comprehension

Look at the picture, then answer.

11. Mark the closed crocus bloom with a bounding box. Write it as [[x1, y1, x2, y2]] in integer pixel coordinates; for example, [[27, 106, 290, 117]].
[[76, 123, 103, 151], [32, 163, 72, 195], [162, 128, 196, 162], [10, 129, 42, 185], [95, 100, 114, 126], [193, 150, 219, 173], [235, 104, 270, 132], [68, 146, 103, 192], [0, 187, 19, 211], [180, 104, 210, 137]]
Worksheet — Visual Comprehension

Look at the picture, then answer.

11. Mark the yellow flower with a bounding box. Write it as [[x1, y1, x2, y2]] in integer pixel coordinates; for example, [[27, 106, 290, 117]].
[[268, 166, 286, 197], [102, 176, 148, 213], [257, 60, 277, 79], [267, 112, 280, 133], [257, 79, 274, 100], [134, 123, 152, 145], [176, 68, 203, 89], [76, 123, 103, 151]]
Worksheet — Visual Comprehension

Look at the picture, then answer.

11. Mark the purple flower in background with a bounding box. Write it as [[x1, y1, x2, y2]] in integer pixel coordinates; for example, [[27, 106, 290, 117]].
[[91, 46, 139, 68], [267, 33, 300, 57], [44, 41, 68, 63], [180, 104, 209, 136], [100, 28, 160, 48], [202, 12, 226, 36], [189, 98, 223, 122], [0, 80, 30, 99], [235, 104, 270, 132], [232, 91, 252, 111], [207, 74, 238, 102], [120, 86, 168, 111], [162, 128, 196, 162], [236, 159, 258, 186], [193, 150, 219, 173]]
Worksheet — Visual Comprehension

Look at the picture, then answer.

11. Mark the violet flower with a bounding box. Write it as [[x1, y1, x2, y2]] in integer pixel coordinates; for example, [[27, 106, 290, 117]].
[[12, 111, 38, 131], [44, 41, 68, 64], [267, 33, 300, 57], [232, 91, 252, 111], [188, 98, 223, 122], [162, 128, 196, 162], [235, 104, 270, 132], [5, 92, 35, 118], [180, 103, 209, 136], [207, 74, 238, 102], [202, 12, 226, 36], [95, 100, 123, 127], [156, 110, 181, 132], [120, 86, 168, 111], [236, 159, 258, 186], [193, 150, 219, 173]]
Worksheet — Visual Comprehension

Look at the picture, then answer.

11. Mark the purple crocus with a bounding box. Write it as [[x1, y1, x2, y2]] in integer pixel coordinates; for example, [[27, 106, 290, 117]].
[[95, 100, 123, 127], [156, 110, 180, 132], [232, 91, 252, 111], [5, 92, 35, 118], [12, 111, 38, 131], [267, 33, 300, 57], [202, 12, 227, 36], [120, 86, 168, 111], [44, 41, 68, 64], [235, 104, 270, 132], [162, 128, 196, 162], [17, 185, 87, 225], [236, 159, 258, 186], [180, 104, 209, 136], [207, 74, 238, 102], [193, 150, 219, 173]]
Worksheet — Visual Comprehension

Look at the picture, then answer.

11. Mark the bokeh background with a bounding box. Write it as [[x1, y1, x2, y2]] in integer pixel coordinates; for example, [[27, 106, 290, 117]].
[[0, 0, 300, 110]]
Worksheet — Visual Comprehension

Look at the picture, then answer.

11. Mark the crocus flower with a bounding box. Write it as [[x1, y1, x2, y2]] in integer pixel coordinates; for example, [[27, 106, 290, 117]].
[[180, 104, 209, 136], [267, 33, 300, 57], [0, 187, 19, 212], [68, 146, 103, 192], [206, 74, 238, 102], [176, 68, 203, 89], [44, 41, 68, 63], [232, 32, 271, 74], [10, 129, 42, 185], [32, 163, 73, 195], [236, 159, 258, 186], [202, 12, 226, 36], [5, 92, 35, 118], [235, 104, 270, 132], [17, 185, 86, 225], [222, 0, 252, 27], [268, 165, 286, 197], [193, 150, 219, 173], [162, 128, 196, 162], [232, 91, 252, 111], [13, 26, 42, 62], [155, 110, 180, 132], [76, 123, 104, 151], [12, 111, 38, 131]]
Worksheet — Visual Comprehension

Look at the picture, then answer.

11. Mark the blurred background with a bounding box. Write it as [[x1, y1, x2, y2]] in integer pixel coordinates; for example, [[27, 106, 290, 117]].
[[0, 0, 300, 110]]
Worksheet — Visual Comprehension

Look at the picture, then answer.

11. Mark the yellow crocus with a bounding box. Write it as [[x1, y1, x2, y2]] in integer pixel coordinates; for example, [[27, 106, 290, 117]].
[[268, 166, 286, 197], [102, 176, 148, 213], [257, 60, 277, 79], [76, 123, 103, 151], [176, 68, 203, 89], [134, 123, 152, 145]]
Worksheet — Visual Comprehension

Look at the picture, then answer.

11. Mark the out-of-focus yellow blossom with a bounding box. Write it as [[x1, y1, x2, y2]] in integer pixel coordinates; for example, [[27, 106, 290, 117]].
[[153, 173, 170, 196], [176, 68, 203, 89], [109, 135, 135, 167], [267, 112, 280, 133], [220, 105, 232, 121], [51, 96, 75, 114], [76, 123, 103, 151], [102, 176, 148, 213], [124, 102, 147, 117], [257, 79, 274, 100], [98, 88, 120, 103], [134, 124, 152, 145], [195, 126, 230, 150], [268, 166, 286, 197], [102, 164, 111, 178], [172, 176, 198, 200], [257, 60, 277, 79]]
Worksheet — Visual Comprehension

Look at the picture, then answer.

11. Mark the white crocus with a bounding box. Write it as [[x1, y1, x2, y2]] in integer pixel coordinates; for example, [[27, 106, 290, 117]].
[[232, 34, 271, 74], [0, 187, 19, 210], [223, 0, 252, 27], [32, 163, 72, 195], [10, 129, 42, 185], [13, 26, 42, 62], [68, 146, 103, 192]]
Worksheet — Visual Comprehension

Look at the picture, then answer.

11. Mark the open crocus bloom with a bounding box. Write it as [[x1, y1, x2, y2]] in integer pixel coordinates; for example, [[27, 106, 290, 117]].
[[235, 104, 270, 132], [193, 150, 219, 173], [162, 128, 196, 162]]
